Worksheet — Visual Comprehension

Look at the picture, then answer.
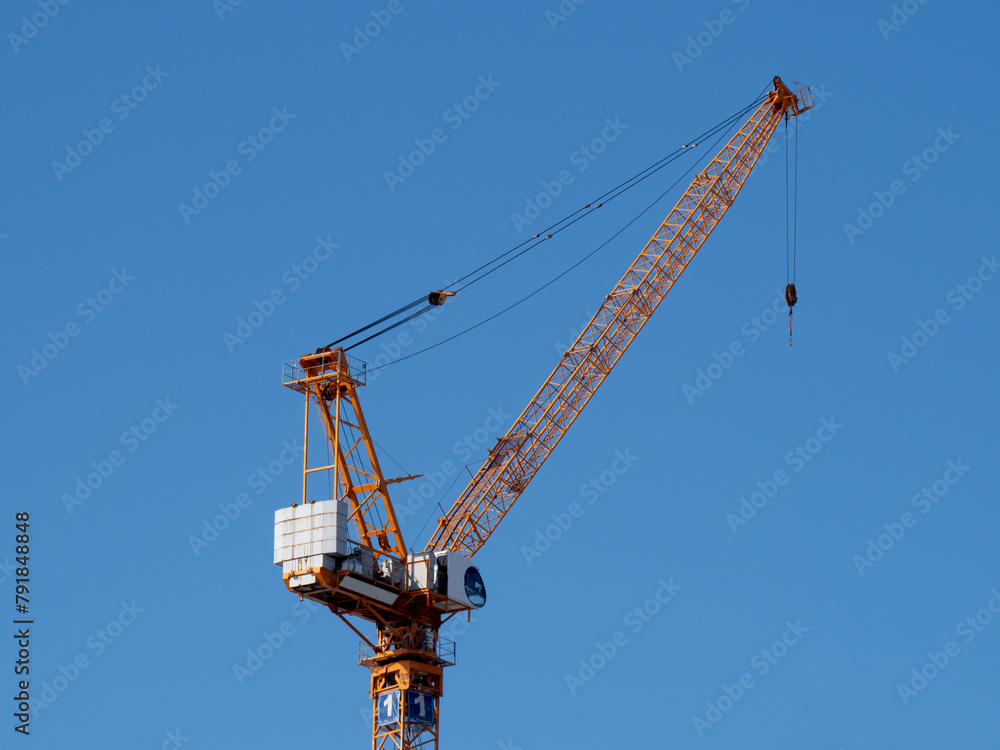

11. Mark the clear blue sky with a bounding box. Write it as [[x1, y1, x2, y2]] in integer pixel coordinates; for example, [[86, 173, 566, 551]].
[[3, 1, 998, 748]]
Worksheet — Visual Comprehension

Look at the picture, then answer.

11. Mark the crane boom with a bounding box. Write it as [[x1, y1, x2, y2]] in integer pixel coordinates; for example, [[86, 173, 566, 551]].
[[427, 77, 812, 557]]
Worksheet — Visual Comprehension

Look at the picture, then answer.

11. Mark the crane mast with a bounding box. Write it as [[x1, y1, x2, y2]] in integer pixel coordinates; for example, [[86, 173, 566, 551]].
[[274, 76, 813, 750]]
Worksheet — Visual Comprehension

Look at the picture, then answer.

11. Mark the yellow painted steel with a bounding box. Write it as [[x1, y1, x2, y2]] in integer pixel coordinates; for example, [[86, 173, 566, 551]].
[[426, 77, 813, 557]]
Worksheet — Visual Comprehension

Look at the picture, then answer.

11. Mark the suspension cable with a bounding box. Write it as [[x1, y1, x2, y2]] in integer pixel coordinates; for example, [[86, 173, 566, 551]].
[[344, 305, 436, 352], [317, 92, 770, 354], [367, 108, 748, 373], [323, 296, 427, 350], [446, 93, 769, 296]]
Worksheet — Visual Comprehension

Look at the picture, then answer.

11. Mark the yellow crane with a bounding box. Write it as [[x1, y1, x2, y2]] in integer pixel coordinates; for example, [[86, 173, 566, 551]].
[[274, 76, 813, 750]]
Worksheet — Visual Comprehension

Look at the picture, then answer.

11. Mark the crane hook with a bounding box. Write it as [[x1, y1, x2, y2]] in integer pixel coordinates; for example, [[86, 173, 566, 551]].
[[784, 283, 797, 346]]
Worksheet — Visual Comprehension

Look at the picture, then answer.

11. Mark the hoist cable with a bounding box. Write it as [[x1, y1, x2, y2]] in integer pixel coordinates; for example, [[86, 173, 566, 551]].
[[793, 113, 799, 283], [785, 115, 790, 286], [784, 111, 801, 346]]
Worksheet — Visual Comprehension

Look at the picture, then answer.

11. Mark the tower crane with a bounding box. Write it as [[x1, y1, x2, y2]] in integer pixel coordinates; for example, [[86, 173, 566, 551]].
[[273, 76, 813, 750]]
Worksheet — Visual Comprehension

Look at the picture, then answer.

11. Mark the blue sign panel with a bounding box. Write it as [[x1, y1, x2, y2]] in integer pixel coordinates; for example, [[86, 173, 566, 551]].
[[407, 691, 434, 726], [376, 690, 400, 727]]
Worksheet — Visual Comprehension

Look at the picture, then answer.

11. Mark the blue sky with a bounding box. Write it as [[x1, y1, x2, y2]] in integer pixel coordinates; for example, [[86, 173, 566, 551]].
[[3, 1, 999, 748]]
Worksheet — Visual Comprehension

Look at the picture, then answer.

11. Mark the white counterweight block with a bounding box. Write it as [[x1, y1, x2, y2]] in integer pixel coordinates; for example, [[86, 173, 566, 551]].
[[273, 499, 349, 564]]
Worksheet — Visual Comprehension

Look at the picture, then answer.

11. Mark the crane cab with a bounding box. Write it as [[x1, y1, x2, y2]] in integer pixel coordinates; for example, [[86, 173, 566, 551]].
[[407, 551, 486, 611]]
